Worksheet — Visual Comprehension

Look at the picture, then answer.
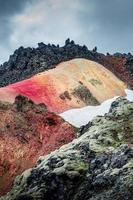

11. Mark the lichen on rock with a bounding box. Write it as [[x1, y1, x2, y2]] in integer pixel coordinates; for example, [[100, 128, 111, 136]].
[[1, 97, 133, 200]]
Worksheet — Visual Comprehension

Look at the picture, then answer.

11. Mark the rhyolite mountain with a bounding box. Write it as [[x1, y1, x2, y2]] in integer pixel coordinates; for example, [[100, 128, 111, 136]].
[[0, 97, 133, 200], [0, 39, 133, 88], [0, 59, 126, 113]]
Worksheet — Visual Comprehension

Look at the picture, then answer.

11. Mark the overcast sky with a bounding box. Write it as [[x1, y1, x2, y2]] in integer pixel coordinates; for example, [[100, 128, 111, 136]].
[[0, 0, 133, 64]]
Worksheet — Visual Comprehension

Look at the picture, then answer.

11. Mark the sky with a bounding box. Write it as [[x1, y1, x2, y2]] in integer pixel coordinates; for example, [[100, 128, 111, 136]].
[[0, 0, 133, 64]]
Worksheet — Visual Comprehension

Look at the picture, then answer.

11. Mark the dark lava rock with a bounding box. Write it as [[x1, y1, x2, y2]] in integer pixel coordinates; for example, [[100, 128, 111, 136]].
[[0, 39, 100, 87]]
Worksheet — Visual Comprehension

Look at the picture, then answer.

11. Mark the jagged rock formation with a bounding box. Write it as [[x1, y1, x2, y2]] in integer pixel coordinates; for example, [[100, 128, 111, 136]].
[[0, 39, 133, 88], [0, 96, 76, 196], [1, 97, 133, 200], [0, 59, 126, 113]]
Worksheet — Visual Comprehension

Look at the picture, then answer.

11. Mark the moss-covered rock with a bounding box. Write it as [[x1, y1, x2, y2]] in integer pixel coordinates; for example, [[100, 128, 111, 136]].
[[79, 97, 133, 152], [1, 97, 133, 200]]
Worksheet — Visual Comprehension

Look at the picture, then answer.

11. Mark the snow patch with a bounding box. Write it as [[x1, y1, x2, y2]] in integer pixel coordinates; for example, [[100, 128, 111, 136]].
[[60, 89, 133, 127]]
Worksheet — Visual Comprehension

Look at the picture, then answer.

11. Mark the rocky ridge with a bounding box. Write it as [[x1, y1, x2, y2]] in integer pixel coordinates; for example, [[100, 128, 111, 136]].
[[0, 39, 133, 88], [1, 97, 133, 200]]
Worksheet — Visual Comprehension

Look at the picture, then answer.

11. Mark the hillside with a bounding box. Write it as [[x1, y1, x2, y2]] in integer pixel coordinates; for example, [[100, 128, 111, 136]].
[[0, 59, 126, 112], [0, 39, 133, 88], [0, 96, 76, 195], [1, 97, 133, 200]]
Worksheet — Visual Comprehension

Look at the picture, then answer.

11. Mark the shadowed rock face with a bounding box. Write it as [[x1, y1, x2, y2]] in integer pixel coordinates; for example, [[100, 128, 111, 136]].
[[0, 39, 133, 89], [99, 55, 133, 89], [0, 96, 76, 196], [1, 97, 133, 200], [0, 59, 126, 113]]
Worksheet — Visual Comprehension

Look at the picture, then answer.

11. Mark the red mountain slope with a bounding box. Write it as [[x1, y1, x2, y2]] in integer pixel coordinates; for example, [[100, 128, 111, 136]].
[[0, 96, 76, 195]]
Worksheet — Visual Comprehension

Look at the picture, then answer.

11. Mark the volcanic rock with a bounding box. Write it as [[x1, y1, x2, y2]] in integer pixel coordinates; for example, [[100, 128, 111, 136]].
[[0, 59, 126, 113]]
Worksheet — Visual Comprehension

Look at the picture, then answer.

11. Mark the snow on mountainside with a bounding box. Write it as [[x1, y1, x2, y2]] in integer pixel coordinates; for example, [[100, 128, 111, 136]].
[[60, 89, 133, 127]]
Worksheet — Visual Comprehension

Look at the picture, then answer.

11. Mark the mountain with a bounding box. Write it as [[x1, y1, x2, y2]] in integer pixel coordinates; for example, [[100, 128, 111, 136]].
[[0, 96, 76, 196], [0, 59, 126, 112], [0, 40, 133, 199], [1, 97, 133, 200], [0, 39, 133, 88]]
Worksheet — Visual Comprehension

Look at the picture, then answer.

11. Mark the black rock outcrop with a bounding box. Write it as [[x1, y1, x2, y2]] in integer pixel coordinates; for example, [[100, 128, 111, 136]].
[[1, 39, 133, 88]]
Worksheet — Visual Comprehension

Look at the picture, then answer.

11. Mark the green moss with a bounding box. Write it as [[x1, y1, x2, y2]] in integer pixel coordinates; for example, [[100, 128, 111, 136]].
[[123, 160, 133, 170], [66, 161, 88, 174], [89, 115, 133, 153], [122, 173, 133, 188]]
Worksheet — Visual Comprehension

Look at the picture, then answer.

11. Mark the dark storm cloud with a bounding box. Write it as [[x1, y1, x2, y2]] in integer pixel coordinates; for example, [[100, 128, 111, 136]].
[[0, 0, 32, 42], [0, 0, 27, 15]]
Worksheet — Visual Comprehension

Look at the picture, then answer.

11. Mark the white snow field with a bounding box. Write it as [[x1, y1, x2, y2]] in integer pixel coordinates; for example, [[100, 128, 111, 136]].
[[60, 89, 133, 127]]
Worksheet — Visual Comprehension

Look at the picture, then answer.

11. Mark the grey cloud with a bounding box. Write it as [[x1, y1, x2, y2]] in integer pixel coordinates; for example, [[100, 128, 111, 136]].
[[0, 0, 27, 15], [0, 0, 133, 64], [0, 0, 33, 43], [92, 0, 133, 30], [80, 0, 133, 53], [0, 0, 34, 63]]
